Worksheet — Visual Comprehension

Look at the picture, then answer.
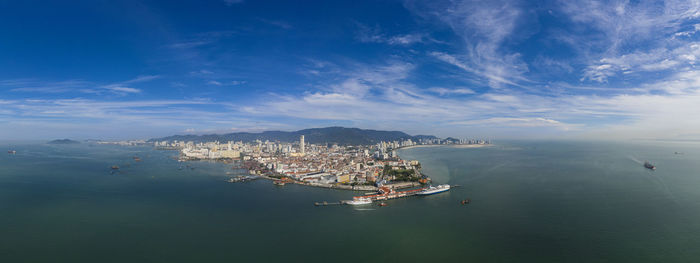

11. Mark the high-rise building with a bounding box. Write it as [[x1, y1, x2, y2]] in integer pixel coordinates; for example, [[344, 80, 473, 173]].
[[300, 135, 305, 155]]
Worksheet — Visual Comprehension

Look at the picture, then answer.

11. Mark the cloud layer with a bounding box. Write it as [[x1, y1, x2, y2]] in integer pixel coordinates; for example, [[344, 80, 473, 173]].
[[2, 0, 700, 140]]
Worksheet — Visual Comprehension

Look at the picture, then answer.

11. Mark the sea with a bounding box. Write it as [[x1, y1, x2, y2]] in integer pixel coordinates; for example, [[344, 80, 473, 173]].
[[1, 140, 700, 262]]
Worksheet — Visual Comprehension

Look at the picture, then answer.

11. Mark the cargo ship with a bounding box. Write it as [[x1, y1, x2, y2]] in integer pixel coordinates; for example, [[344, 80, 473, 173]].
[[416, 184, 450, 195], [644, 161, 656, 170]]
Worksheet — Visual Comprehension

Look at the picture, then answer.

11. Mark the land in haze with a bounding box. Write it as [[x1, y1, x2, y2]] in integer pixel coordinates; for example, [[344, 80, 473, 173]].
[[151, 127, 438, 145], [47, 139, 80, 145]]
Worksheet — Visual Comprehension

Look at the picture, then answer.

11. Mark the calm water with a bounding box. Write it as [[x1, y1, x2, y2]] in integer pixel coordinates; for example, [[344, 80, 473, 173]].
[[2, 141, 700, 262]]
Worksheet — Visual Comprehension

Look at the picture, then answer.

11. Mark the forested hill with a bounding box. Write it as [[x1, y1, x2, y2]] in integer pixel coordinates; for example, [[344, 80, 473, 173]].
[[150, 127, 437, 145]]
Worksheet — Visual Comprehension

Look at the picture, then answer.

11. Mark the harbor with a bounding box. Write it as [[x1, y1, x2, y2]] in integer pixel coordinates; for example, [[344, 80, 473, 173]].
[[312, 184, 451, 206]]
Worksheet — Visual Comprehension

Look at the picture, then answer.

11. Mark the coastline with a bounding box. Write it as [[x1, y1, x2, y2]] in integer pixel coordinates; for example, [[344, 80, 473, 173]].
[[397, 144, 492, 150], [254, 173, 423, 192]]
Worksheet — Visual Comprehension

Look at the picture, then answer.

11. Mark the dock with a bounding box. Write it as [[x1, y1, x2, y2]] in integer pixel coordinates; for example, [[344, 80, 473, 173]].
[[353, 186, 427, 201], [314, 201, 342, 206]]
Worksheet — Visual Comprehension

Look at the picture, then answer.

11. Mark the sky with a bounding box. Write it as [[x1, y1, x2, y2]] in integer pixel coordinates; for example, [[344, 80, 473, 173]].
[[2, 0, 700, 140]]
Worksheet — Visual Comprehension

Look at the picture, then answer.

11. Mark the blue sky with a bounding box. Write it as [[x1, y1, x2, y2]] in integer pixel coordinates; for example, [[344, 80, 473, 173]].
[[2, 0, 700, 140]]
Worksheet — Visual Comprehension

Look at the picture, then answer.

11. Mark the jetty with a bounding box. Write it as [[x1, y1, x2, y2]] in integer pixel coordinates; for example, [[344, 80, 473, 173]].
[[353, 185, 427, 201]]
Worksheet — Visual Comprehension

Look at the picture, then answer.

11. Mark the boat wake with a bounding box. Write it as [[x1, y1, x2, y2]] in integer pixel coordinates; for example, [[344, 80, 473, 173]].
[[648, 173, 679, 206], [627, 156, 643, 165]]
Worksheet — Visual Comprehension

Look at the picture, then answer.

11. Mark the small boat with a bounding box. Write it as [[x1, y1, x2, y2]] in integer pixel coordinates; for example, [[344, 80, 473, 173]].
[[345, 198, 372, 205], [133, 156, 142, 162], [461, 199, 471, 205], [111, 165, 119, 170], [644, 161, 656, 170], [7, 150, 16, 154], [377, 202, 388, 207], [273, 180, 286, 186]]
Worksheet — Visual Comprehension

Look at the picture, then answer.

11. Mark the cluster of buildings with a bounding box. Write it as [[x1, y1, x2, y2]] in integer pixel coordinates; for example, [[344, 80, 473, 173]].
[[255, 138, 422, 185], [95, 139, 148, 146], [154, 135, 488, 187]]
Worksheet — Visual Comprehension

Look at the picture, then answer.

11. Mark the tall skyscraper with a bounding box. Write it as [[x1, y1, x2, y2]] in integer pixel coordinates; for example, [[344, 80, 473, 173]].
[[300, 135, 305, 155]]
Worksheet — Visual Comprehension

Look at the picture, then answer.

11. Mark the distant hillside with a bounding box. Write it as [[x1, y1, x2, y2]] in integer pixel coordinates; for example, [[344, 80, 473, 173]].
[[150, 127, 437, 145], [48, 139, 80, 144]]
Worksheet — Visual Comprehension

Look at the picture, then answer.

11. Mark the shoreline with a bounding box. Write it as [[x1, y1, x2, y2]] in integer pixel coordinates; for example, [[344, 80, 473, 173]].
[[397, 144, 493, 150], [254, 174, 424, 192]]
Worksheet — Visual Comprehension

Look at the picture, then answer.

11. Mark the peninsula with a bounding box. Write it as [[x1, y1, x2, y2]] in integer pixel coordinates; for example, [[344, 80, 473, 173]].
[[150, 127, 490, 191]]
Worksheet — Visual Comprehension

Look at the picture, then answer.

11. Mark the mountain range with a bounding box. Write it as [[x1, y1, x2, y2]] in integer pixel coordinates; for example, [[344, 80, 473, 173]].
[[150, 127, 437, 145]]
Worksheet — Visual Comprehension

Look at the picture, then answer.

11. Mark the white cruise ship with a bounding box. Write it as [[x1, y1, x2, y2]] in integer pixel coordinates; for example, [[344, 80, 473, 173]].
[[416, 184, 450, 195], [345, 198, 372, 205]]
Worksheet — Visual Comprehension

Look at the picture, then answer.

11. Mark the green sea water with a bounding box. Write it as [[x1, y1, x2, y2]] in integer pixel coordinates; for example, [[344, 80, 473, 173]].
[[2, 141, 700, 262]]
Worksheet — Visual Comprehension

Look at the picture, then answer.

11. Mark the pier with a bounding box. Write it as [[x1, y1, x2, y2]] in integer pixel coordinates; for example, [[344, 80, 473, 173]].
[[314, 201, 342, 206], [353, 186, 427, 201]]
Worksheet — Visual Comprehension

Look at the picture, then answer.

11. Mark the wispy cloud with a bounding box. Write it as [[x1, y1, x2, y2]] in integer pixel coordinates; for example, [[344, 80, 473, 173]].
[[407, 0, 531, 90], [258, 18, 293, 29], [168, 40, 212, 49], [235, 52, 700, 139], [104, 86, 141, 94], [560, 0, 700, 82], [207, 80, 246, 86], [430, 51, 527, 89], [0, 97, 289, 139], [2, 75, 158, 95], [355, 23, 426, 45], [4, 79, 92, 93], [450, 117, 575, 129], [207, 80, 223, 86], [428, 87, 475, 95]]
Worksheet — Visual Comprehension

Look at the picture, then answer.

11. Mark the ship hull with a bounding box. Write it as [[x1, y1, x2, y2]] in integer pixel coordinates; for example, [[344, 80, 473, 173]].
[[416, 188, 450, 195], [416, 185, 451, 195], [345, 199, 372, 205]]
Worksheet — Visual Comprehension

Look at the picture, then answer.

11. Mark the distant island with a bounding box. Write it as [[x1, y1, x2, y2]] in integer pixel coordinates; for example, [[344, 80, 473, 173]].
[[150, 126, 438, 146], [48, 139, 80, 144]]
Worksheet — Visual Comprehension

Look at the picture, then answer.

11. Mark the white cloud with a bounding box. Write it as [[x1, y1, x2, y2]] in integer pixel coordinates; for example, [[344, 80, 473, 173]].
[[450, 117, 574, 129], [430, 52, 526, 89], [3, 75, 157, 95], [105, 86, 141, 93], [560, 0, 700, 82], [207, 80, 246, 86], [428, 87, 475, 95], [581, 44, 700, 82], [407, 0, 530, 90], [234, 54, 700, 140]]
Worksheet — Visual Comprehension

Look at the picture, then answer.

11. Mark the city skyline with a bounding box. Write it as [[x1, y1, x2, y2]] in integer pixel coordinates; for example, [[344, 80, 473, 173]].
[[2, 0, 700, 140]]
